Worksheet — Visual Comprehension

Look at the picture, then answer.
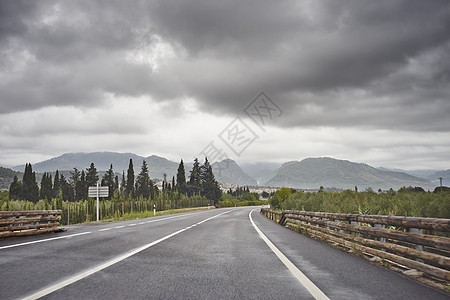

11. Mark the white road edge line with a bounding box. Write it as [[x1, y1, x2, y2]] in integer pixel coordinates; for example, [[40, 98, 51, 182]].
[[249, 209, 329, 300], [0, 209, 213, 250], [22, 210, 232, 300], [0, 232, 92, 250]]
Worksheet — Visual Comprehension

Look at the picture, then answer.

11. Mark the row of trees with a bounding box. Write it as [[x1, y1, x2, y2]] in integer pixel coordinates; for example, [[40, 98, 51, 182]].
[[9, 158, 222, 205]]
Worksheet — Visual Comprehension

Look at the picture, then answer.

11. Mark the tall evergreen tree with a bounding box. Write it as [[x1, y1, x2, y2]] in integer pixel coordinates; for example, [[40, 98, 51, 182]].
[[114, 175, 119, 196], [176, 159, 187, 195], [188, 158, 201, 196], [53, 170, 60, 198], [200, 158, 222, 205], [79, 170, 87, 200], [40, 172, 53, 200], [120, 170, 126, 197], [60, 174, 74, 201], [136, 160, 151, 199], [9, 175, 22, 200], [125, 159, 135, 199], [86, 163, 99, 188], [22, 163, 39, 203], [102, 164, 115, 200], [70, 168, 82, 200]]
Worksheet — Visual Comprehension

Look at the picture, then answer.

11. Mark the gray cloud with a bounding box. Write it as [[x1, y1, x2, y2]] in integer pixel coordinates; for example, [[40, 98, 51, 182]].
[[1, 0, 449, 133]]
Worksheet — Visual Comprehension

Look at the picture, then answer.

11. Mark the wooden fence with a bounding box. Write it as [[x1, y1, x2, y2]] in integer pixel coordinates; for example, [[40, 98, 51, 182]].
[[261, 208, 450, 284], [0, 210, 62, 238]]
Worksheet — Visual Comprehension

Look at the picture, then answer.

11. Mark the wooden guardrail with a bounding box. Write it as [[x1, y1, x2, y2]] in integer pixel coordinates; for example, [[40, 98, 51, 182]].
[[261, 208, 450, 285], [0, 210, 62, 238]]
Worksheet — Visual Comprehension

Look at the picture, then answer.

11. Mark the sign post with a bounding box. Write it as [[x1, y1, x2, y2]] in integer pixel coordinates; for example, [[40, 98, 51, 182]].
[[88, 184, 109, 222]]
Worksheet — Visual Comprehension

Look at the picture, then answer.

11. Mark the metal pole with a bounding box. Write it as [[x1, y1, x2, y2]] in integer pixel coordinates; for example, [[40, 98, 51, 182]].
[[96, 182, 99, 222]]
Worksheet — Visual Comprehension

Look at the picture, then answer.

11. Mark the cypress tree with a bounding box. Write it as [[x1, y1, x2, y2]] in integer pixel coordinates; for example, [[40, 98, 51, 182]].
[[176, 159, 187, 195], [102, 164, 115, 200], [40, 172, 53, 200], [136, 160, 150, 199], [70, 168, 82, 200], [114, 175, 119, 196], [188, 158, 201, 196], [125, 159, 135, 199], [60, 174, 74, 202], [53, 170, 60, 198], [79, 170, 87, 200], [22, 163, 39, 203], [120, 170, 126, 197], [9, 175, 22, 200]]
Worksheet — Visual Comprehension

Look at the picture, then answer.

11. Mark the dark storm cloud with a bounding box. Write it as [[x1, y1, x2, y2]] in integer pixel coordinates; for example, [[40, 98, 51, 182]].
[[1, 0, 449, 131]]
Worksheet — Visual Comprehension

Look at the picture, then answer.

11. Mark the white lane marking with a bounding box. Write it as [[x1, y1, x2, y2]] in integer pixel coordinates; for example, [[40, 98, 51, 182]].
[[0, 232, 92, 250], [0, 209, 212, 249], [98, 228, 112, 232], [22, 210, 231, 300], [128, 224, 137, 227], [249, 209, 329, 300], [138, 222, 145, 225]]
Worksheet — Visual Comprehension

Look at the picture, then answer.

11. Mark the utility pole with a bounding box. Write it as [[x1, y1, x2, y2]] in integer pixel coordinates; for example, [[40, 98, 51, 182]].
[[439, 177, 443, 192]]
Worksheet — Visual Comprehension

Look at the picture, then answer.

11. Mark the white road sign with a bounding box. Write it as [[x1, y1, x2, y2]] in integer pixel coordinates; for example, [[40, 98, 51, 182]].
[[88, 186, 109, 198]]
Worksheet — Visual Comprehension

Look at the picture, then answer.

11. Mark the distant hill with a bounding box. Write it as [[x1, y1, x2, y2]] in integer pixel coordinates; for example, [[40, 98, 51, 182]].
[[8, 153, 443, 190], [377, 167, 438, 179], [11, 152, 255, 186], [428, 169, 450, 186], [211, 159, 257, 186], [0, 167, 22, 190], [240, 162, 279, 185], [265, 157, 436, 190], [12, 152, 180, 181]]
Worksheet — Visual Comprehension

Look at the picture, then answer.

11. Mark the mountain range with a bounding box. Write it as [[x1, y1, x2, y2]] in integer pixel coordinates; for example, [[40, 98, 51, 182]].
[[3, 152, 447, 191]]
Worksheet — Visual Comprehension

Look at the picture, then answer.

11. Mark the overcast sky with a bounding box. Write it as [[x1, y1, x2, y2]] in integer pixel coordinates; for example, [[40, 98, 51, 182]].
[[1, 0, 449, 170]]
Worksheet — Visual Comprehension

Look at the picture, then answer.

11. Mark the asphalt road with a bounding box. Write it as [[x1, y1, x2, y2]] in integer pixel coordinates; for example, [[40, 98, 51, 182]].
[[0, 207, 447, 299]]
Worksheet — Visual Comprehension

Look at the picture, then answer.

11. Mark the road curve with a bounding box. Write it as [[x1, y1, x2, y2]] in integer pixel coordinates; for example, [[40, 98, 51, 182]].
[[0, 207, 447, 299]]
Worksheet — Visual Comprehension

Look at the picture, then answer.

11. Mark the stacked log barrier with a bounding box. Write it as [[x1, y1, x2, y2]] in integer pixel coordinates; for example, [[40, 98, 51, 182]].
[[0, 210, 62, 238], [261, 208, 450, 285]]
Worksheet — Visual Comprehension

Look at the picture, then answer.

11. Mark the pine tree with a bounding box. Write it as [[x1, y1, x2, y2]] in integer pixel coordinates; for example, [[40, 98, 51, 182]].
[[200, 158, 222, 205], [136, 160, 151, 199], [188, 158, 201, 196], [176, 159, 187, 195], [9, 175, 22, 200], [125, 159, 135, 199], [86, 163, 99, 188], [53, 170, 61, 198]]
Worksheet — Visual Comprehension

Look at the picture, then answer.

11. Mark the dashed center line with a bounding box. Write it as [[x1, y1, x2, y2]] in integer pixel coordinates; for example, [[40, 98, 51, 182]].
[[115, 226, 125, 229], [98, 228, 112, 232], [128, 224, 136, 227]]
